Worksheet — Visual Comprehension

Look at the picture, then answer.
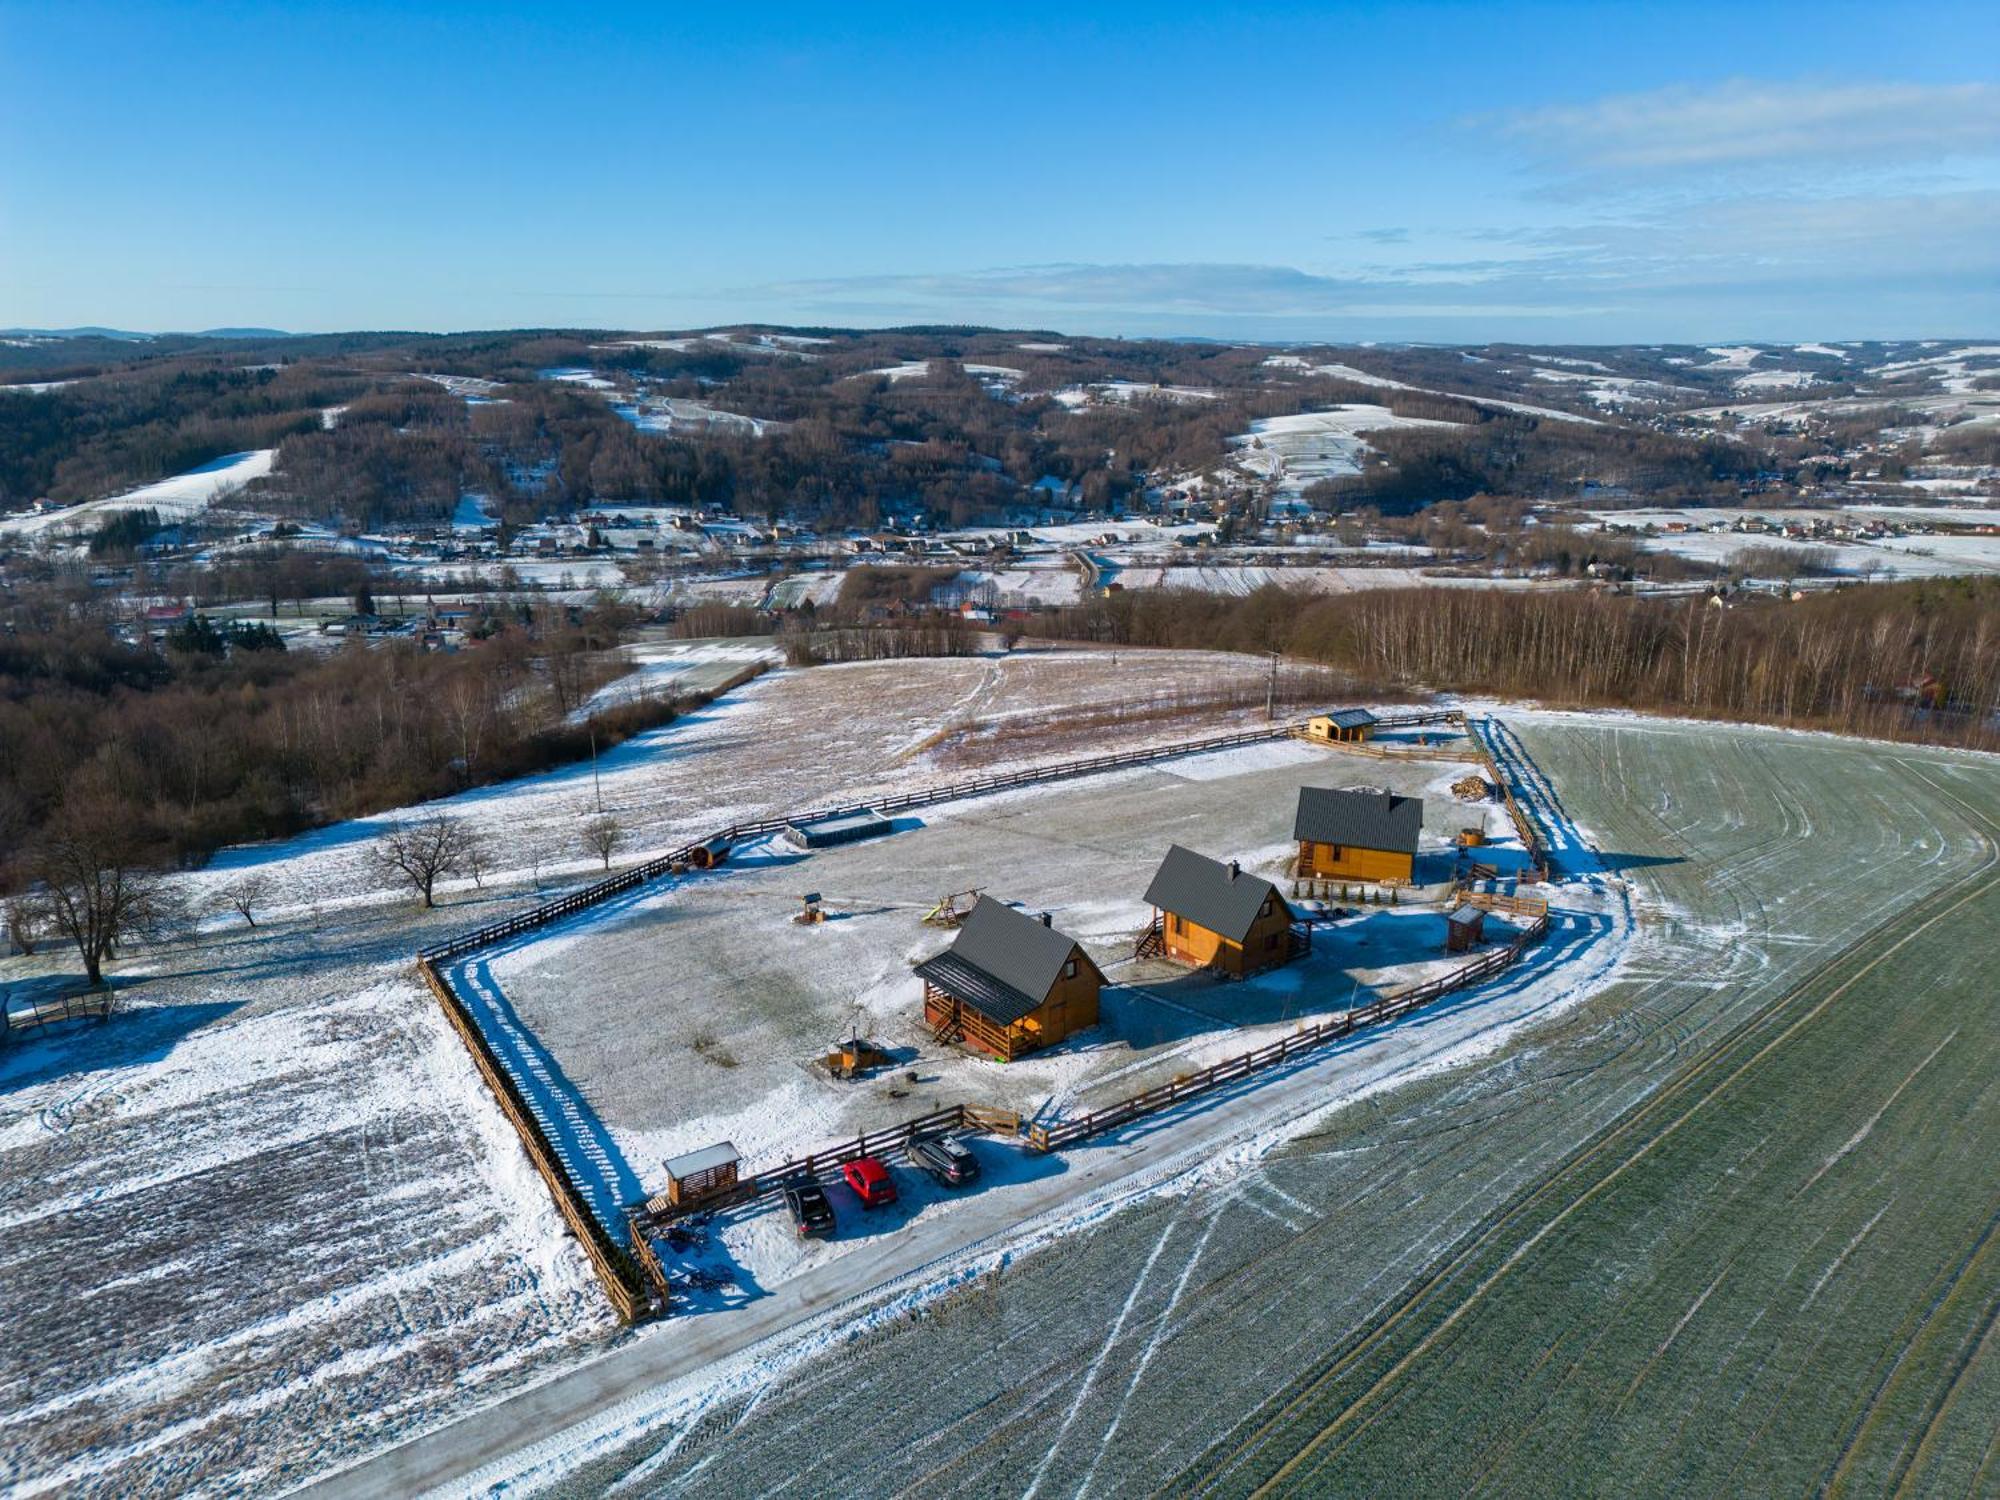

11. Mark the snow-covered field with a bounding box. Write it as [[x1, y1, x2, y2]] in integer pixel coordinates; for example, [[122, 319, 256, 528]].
[[33, 640, 1978, 1496], [0, 450, 275, 538], [417, 715, 2000, 1498], [469, 743, 1514, 1275], [1228, 405, 1460, 500], [13, 648, 1380, 1492]]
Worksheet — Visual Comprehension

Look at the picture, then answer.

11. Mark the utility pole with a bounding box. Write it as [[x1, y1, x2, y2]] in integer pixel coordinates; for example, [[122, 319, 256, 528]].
[[589, 724, 604, 813], [1266, 649, 1280, 722]]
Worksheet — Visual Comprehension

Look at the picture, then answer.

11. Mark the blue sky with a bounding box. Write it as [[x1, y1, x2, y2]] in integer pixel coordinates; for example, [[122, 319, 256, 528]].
[[3, 1, 1996, 341]]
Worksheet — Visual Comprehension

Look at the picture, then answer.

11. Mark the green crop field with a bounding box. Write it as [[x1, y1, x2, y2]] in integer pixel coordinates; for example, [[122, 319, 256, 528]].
[[543, 715, 2000, 1499]]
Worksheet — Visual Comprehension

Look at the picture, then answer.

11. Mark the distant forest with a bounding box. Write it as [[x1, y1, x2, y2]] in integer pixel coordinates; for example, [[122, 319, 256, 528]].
[[1030, 577, 2000, 751], [1, 325, 1869, 532]]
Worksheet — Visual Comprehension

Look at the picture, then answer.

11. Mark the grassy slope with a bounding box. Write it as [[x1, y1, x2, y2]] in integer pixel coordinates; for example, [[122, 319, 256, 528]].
[[543, 720, 2000, 1498], [1192, 730, 2000, 1497]]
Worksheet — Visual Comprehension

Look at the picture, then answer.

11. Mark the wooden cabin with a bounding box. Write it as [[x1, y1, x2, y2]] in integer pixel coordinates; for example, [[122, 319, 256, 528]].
[[914, 897, 1103, 1061], [1306, 707, 1378, 744], [1140, 845, 1303, 978], [1294, 786, 1423, 883]]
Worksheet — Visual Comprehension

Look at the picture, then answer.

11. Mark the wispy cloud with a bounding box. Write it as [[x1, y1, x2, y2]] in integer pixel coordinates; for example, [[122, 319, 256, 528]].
[[1485, 78, 2000, 175], [732, 185, 2000, 340]]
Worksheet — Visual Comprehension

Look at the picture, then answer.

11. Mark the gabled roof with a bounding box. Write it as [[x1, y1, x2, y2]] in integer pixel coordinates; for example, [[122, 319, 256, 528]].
[[1317, 707, 1378, 729], [1142, 844, 1284, 944], [1293, 787, 1424, 855], [913, 896, 1092, 1025]]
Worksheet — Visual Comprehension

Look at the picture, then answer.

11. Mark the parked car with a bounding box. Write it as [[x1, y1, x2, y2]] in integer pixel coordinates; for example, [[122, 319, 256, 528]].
[[910, 1134, 981, 1188], [842, 1155, 898, 1209], [783, 1181, 835, 1238]]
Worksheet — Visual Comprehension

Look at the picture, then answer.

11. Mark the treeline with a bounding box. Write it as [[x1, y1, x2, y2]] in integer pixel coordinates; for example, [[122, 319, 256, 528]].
[[0, 592, 674, 875], [1028, 579, 2000, 749], [1309, 415, 1762, 512], [783, 619, 981, 665], [0, 363, 373, 507]]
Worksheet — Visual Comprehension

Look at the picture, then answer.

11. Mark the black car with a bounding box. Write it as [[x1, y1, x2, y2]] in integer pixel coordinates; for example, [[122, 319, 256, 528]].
[[909, 1134, 981, 1188], [784, 1181, 836, 1238]]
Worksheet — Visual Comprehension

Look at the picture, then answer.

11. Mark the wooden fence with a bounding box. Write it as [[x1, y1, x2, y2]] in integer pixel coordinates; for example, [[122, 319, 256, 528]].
[[416, 699, 1562, 1320], [0, 986, 115, 1043], [420, 720, 1292, 964], [418, 958, 649, 1320], [634, 1101, 1014, 1230], [1026, 905, 1552, 1152]]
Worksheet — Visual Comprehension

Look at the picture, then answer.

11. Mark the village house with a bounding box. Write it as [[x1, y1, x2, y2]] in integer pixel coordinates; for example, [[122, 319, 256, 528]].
[[1294, 786, 1424, 883], [913, 897, 1103, 1061], [1139, 845, 1304, 977]]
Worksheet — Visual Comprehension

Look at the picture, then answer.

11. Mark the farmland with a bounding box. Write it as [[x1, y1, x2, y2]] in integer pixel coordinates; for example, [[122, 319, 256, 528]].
[[513, 715, 2000, 1498]]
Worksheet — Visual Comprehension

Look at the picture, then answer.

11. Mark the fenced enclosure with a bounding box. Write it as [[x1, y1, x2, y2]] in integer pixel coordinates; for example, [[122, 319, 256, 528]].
[[414, 704, 1564, 1320]]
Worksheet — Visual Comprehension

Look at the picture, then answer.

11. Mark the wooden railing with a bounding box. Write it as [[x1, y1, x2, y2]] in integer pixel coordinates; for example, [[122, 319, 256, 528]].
[[418, 696, 1566, 1321], [1026, 906, 1551, 1152], [0, 986, 115, 1042], [418, 958, 649, 1321], [420, 720, 1294, 963], [1455, 889, 1551, 921], [634, 1101, 1011, 1229]]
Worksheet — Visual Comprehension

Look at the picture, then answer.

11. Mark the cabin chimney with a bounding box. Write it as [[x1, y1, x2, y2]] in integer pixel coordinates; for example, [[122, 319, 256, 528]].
[[1040, 911, 1052, 927], [1228, 860, 1240, 880]]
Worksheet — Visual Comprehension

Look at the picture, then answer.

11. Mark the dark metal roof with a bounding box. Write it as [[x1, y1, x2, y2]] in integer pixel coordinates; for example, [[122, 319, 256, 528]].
[[913, 896, 1089, 1025], [1318, 707, 1378, 729], [1142, 844, 1283, 944], [1293, 786, 1424, 854]]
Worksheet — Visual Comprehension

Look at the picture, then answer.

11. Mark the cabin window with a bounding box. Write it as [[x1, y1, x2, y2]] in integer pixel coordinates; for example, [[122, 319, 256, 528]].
[[1063, 958, 1077, 979], [1266, 933, 1279, 950], [1259, 897, 1272, 916], [1169, 913, 1183, 935]]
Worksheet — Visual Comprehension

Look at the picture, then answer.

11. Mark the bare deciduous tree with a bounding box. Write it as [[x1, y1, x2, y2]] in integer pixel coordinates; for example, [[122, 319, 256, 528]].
[[5, 891, 51, 956], [462, 832, 492, 889], [373, 814, 476, 908], [220, 874, 271, 929], [583, 814, 624, 871], [32, 791, 185, 986]]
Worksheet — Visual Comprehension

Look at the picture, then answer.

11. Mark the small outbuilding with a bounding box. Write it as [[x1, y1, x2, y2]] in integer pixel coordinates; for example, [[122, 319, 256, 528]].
[[1140, 844, 1304, 977], [914, 897, 1103, 1061], [783, 808, 893, 850], [1294, 786, 1424, 884], [1306, 707, 1378, 744], [1446, 903, 1487, 953], [660, 1140, 740, 1208], [686, 835, 733, 870]]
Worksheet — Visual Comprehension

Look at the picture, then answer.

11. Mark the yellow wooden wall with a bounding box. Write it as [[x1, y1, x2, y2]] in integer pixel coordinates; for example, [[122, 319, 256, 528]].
[[1298, 841, 1414, 882], [1162, 903, 1293, 976]]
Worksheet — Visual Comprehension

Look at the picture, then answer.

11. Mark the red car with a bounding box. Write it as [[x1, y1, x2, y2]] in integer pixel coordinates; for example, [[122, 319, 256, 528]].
[[842, 1155, 898, 1209]]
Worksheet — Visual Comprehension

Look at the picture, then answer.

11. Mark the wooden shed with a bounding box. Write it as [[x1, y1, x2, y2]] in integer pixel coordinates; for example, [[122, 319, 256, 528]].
[[660, 1141, 740, 1207], [1306, 707, 1378, 744], [1139, 844, 1304, 978], [1294, 786, 1423, 884], [914, 897, 1103, 1062], [1446, 903, 1487, 953]]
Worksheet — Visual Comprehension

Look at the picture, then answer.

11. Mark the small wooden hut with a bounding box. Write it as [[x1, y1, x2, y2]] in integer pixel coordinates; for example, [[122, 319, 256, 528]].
[[661, 1141, 740, 1207], [1306, 707, 1379, 744], [1446, 904, 1487, 953]]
